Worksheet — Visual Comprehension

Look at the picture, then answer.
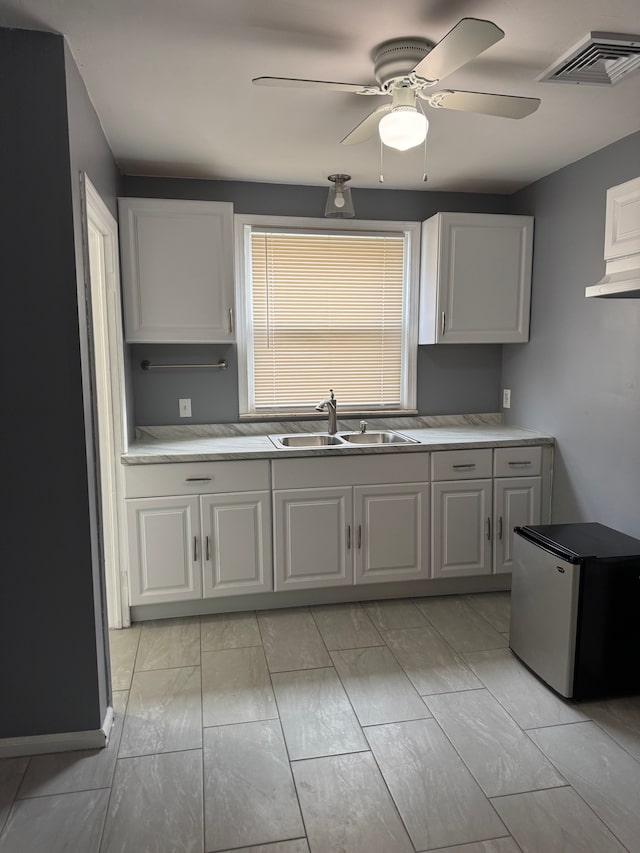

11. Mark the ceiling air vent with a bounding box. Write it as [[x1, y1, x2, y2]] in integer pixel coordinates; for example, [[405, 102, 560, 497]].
[[538, 32, 640, 86]]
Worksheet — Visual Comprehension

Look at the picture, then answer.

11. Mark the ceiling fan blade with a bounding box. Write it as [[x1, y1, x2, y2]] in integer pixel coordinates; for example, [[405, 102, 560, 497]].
[[252, 76, 382, 95], [412, 18, 504, 83], [430, 89, 540, 118], [340, 105, 393, 145]]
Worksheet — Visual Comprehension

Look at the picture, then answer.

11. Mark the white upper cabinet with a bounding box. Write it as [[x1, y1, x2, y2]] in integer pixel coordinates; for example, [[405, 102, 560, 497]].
[[604, 176, 640, 260], [118, 198, 235, 343], [419, 212, 533, 344]]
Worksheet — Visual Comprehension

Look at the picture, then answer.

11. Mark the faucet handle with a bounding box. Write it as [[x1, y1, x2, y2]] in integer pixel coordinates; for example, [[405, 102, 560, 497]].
[[359, 420, 368, 433]]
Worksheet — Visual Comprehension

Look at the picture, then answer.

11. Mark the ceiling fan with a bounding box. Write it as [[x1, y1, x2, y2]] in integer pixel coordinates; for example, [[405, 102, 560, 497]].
[[253, 18, 541, 151]]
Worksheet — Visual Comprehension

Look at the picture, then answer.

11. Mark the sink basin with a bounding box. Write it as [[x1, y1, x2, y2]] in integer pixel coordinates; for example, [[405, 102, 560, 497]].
[[270, 433, 347, 449], [339, 431, 419, 445]]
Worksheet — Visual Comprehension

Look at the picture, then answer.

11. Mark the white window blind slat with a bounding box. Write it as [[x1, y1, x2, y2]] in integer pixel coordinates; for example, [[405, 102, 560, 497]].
[[247, 229, 407, 413]]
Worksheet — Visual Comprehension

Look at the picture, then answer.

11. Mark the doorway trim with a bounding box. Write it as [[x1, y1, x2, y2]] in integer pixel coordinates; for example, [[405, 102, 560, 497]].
[[82, 174, 130, 629]]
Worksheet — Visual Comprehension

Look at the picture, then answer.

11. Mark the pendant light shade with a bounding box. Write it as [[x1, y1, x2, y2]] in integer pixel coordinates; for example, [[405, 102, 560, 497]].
[[325, 174, 355, 218], [378, 107, 428, 151]]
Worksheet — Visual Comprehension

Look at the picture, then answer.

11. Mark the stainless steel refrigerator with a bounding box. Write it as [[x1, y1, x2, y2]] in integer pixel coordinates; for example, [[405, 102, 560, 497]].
[[511, 522, 640, 700]]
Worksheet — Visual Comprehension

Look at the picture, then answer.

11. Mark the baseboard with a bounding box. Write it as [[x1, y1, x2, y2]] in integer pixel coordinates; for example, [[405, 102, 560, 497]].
[[131, 575, 512, 621], [0, 705, 114, 758]]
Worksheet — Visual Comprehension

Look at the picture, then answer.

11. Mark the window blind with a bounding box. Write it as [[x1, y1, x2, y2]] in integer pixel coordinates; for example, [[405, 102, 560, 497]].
[[248, 229, 406, 412]]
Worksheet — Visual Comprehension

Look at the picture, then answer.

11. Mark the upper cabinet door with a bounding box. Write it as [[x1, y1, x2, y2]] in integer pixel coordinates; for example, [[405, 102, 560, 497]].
[[119, 198, 234, 343], [604, 176, 640, 260], [419, 213, 533, 344]]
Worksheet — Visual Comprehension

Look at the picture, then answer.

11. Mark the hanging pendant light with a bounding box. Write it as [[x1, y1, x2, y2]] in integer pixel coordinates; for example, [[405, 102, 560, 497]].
[[324, 174, 355, 218]]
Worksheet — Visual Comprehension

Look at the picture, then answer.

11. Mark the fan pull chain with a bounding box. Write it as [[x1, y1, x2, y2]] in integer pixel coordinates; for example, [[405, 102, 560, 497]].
[[379, 138, 384, 183], [418, 98, 428, 182]]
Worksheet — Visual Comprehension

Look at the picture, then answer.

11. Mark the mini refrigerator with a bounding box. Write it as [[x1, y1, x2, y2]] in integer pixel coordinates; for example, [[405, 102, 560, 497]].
[[511, 522, 640, 700]]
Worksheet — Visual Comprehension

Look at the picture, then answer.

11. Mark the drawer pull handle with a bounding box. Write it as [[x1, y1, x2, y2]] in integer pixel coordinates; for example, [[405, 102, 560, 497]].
[[486, 517, 491, 540], [347, 525, 352, 550], [508, 461, 532, 466], [205, 535, 210, 561], [228, 307, 234, 335], [452, 463, 476, 469], [193, 536, 198, 561], [498, 516, 503, 540], [441, 311, 446, 337], [358, 525, 362, 549], [185, 477, 213, 482]]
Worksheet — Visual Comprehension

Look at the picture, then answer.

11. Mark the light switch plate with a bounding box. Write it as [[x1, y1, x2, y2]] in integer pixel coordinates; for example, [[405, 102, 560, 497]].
[[502, 389, 511, 409], [179, 398, 192, 418]]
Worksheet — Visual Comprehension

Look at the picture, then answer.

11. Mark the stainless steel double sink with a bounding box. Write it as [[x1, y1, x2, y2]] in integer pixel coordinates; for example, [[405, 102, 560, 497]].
[[268, 430, 419, 449]]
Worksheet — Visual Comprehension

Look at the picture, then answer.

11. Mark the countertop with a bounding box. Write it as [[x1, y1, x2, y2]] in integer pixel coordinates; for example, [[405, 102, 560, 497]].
[[122, 415, 554, 465]]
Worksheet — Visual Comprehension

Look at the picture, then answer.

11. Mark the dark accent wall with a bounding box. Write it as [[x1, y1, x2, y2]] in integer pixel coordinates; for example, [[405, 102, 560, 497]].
[[124, 176, 506, 424], [0, 28, 118, 739], [504, 130, 640, 537]]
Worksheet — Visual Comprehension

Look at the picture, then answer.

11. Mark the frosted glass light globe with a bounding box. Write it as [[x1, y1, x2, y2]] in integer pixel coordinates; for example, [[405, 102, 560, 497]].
[[378, 107, 428, 151]]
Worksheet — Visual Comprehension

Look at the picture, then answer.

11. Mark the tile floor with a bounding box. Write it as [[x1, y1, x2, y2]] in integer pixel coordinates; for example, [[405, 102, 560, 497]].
[[1, 592, 640, 852]]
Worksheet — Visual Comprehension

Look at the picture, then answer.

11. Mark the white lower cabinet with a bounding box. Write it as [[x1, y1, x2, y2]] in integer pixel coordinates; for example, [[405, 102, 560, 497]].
[[493, 476, 541, 574], [432, 480, 492, 578], [124, 460, 272, 605], [126, 496, 202, 605], [272, 454, 431, 592], [354, 484, 429, 584], [201, 492, 272, 597], [431, 446, 547, 579], [274, 487, 353, 590]]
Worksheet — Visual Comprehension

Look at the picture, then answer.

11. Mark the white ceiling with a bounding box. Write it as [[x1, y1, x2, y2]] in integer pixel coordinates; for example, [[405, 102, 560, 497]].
[[2, 0, 640, 192]]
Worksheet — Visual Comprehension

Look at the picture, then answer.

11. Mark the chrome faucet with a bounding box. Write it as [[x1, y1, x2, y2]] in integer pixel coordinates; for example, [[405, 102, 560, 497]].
[[315, 389, 337, 435]]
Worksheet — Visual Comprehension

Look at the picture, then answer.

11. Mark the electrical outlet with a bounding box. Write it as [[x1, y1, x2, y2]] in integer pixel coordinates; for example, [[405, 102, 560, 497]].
[[179, 398, 192, 418], [502, 389, 511, 409]]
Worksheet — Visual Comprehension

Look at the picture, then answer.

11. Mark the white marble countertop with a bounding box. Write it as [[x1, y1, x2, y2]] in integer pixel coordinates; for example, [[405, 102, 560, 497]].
[[122, 415, 554, 465]]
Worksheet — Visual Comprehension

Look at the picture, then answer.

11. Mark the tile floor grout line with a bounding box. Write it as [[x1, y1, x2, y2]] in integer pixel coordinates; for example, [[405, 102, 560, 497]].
[[575, 714, 640, 767], [411, 597, 510, 655], [358, 729, 420, 853], [256, 611, 312, 852], [0, 756, 31, 841], [519, 728, 637, 853], [461, 591, 512, 634], [459, 648, 590, 733]]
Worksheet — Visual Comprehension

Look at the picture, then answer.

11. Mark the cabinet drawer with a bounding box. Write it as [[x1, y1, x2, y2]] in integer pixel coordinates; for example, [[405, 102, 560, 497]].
[[272, 452, 430, 490], [493, 446, 542, 477], [431, 449, 493, 481], [124, 460, 270, 498]]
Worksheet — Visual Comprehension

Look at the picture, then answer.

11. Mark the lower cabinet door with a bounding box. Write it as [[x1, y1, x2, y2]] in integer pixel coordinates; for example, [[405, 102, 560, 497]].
[[494, 476, 541, 574], [201, 491, 272, 597], [273, 487, 353, 590], [354, 484, 429, 584], [432, 480, 493, 578], [126, 496, 202, 605]]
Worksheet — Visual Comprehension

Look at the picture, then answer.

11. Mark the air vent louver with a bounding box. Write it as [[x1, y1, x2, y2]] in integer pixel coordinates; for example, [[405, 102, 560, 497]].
[[538, 32, 640, 86]]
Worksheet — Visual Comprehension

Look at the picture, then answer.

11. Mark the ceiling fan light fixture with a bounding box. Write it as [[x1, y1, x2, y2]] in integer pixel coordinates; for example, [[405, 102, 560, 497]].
[[325, 174, 355, 218], [378, 107, 428, 151]]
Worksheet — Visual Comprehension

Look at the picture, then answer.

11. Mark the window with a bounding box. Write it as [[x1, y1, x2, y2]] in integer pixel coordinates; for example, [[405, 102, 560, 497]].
[[235, 215, 419, 417]]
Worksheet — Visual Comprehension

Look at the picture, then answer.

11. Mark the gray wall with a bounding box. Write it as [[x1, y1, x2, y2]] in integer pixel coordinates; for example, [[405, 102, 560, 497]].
[[503, 130, 640, 538], [0, 28, 117, 739], [124, 176, 506, 424]]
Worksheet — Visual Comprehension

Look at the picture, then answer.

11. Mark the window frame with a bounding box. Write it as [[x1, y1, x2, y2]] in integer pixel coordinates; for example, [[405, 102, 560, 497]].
[[234, 214, 420, 419]]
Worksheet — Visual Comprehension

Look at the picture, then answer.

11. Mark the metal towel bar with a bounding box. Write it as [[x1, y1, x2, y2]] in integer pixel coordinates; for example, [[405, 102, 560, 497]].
[[141, 359, 227, 371]]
